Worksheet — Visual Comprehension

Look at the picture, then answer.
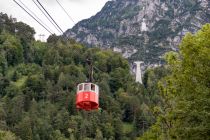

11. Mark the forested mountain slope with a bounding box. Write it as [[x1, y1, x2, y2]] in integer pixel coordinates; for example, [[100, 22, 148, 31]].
[[1, 11, 209, 140], [0, 13, 160, 139]]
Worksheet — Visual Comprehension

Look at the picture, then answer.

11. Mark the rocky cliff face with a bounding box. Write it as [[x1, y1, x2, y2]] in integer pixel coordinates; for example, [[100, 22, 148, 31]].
[[65, 0, 210, 64]]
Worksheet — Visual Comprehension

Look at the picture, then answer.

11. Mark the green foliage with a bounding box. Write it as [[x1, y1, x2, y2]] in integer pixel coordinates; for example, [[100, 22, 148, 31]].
[[0, 130, 18, 140], [0, 13, 16, 34], [0, 32, 23, 66], [0, 13, 153, 140], [14, 22, 35, 42], [140, 24, 210, 140], [0, 76, 9, 96], [32, 41, 47, 65], [0, 53, 7, 75], [15, 116, 33, 140], [123, 123, 134, 134]]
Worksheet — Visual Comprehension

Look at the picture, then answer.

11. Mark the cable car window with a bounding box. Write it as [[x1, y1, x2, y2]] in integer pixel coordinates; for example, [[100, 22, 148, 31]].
[[84, 84, 90, 91], [91, 84, 95, 91], [79, 84, 83, 91]]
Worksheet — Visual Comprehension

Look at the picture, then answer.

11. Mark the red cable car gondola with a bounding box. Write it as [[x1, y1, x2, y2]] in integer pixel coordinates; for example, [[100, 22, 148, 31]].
[[76, 59, 99, 111], [76, 83, 99, 111]]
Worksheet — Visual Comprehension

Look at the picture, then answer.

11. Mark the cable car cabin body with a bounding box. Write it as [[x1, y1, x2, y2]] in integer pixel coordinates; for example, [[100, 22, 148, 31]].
[[76, 83, 99, 111]]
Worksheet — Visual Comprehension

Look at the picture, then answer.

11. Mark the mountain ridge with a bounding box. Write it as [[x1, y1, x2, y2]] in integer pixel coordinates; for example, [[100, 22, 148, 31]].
[[65, 0, 210, 64]]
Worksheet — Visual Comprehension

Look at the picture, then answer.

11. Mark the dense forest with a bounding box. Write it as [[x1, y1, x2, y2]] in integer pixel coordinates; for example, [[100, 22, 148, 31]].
[[140, 24, 210, 140], [0, 12, 210, 140], [0, 13, 159, 140]]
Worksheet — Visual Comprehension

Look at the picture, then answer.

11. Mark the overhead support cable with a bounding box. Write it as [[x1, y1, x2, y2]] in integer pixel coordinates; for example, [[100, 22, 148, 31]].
[[36, 0, 64, 34], [32, 0, 61, 34], [55, 0, 75, 24], [13, 0, 53, 34], [18, 0, 54, 34]]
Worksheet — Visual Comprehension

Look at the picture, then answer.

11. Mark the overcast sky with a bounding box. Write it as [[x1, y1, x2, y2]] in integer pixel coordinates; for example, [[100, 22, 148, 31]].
[[0, 0, 109, 41]]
